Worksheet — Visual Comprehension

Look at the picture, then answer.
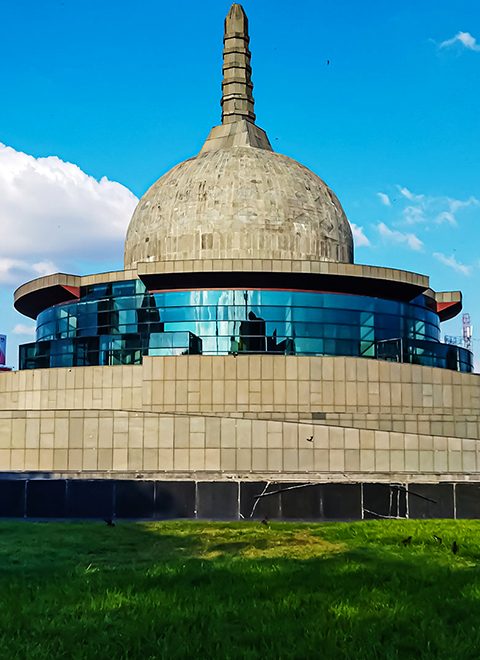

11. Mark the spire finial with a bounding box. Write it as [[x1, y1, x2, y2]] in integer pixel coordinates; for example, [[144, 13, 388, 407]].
[[221, 4, 256, 125]]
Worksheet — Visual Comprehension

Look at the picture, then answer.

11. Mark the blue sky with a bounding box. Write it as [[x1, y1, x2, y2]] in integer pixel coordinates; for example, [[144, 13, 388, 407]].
[[0, 0, 479, 366]]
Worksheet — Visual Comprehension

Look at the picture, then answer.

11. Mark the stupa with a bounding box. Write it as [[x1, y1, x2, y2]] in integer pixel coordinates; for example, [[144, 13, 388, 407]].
[[0, 4, 478, 521]]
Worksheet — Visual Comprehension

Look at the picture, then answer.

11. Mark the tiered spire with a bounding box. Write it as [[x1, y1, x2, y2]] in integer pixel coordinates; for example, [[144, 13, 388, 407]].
[[200, 4, 272, 152], [221, 4, 256, 124]]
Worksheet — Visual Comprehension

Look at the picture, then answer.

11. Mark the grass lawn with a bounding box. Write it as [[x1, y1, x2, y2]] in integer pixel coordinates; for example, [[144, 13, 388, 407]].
[[0, 519, 480, 659]]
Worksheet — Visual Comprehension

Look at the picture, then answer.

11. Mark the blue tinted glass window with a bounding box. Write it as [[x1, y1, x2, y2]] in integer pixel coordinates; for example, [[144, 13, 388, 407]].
[[20, 284, 471, 372]]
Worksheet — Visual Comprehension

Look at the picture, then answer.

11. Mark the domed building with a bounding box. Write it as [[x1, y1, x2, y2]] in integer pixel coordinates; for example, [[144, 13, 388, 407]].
[[124, 147, 353, 267], [1, 4, 479, 520]]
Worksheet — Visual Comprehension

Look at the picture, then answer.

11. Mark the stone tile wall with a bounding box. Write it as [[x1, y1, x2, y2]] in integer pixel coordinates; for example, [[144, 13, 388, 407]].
[[0, 356, 478, 480], [0, 408, 478, 480], [1, 356, 478, 416]]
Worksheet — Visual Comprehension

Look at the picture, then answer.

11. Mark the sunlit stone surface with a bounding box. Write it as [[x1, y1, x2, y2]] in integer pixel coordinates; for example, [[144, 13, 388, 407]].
[[124, 146, 353, 268]]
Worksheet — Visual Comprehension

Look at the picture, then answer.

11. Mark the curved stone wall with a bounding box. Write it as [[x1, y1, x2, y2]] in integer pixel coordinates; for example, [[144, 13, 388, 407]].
[[0, 356, 479, 482]]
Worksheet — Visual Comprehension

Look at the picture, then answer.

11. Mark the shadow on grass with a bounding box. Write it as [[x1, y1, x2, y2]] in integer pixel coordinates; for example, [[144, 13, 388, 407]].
[[0, 520, 479, 659]]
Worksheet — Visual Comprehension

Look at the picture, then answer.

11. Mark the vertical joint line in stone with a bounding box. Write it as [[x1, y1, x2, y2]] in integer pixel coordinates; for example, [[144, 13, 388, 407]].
[[24, 479, 28, 519], [112, 480, 117, 519], [221, 4, 256, 125], [360, 482, 365, 519], [236, 480, 241, 520], [194, 480, 198, 518], [153, 480, 157, 519]]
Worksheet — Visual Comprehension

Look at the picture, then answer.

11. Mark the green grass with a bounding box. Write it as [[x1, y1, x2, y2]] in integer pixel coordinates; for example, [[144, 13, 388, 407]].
[[1, 520, 480, 659]]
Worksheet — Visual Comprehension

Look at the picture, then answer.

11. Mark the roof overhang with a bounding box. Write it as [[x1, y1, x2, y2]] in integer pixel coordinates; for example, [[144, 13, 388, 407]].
[[137, 259, 430, 303], [13, 260, 461, 322], [14, 275, 81, 319], [436, 291, 463, 322], [140, 270, 426, 302]]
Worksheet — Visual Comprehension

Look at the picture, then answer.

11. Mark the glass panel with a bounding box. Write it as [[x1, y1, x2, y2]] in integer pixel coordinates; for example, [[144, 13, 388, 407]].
[[20, 285, 471, 371]]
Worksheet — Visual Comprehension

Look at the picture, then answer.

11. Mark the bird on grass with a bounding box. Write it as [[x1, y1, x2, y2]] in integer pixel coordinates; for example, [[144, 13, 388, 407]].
[[306, 435, 314, 442], [104, 519, 115, 527], [261, 516, 269, 526], [433, 534, 443, 544], [401, 536, 412, 546], [452, 540, 459, 555]]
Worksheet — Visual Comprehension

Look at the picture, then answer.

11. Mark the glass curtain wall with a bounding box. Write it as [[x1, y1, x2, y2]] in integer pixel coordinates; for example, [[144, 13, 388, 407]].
[[19, 281, 473, 372]]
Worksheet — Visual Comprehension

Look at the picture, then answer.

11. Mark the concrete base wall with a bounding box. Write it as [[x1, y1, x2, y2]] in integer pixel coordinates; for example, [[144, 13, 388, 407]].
[[0, 356, 479, 483]]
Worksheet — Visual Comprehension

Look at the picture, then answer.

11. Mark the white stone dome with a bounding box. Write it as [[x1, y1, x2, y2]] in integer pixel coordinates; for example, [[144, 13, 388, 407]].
[[124, 145, 354, 269]]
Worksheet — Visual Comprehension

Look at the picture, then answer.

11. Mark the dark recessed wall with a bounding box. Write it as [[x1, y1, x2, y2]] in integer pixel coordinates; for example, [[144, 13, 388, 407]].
[[408, 483, 455, 519], [0, 478, 465, 521]]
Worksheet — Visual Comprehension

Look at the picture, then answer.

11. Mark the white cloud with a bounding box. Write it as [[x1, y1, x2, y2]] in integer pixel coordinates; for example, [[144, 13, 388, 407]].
[[397, 186, 424, 202], [0, 257, 58, 285], [351, 223, 370, 247], [432, 196, 479, 226], [0, 143, 138, 280], [435, 211, 457, 226], [448, 196, 479, 213], [377, 192, 391, 207], [395, 185, 479, 228], [0, 258, 36, 285], [12, 324, 36, 337], [377, 222, 423, 251], [439, 31, 480, 52], [32, 261, 58, 276], [433, 252, 472, 276], [402, 205, 426, 225]]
